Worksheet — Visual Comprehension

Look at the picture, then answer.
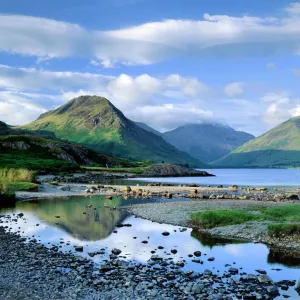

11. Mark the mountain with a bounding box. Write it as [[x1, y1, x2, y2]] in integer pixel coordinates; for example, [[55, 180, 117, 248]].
[[162, 123, 254, 163], [21, 96, 204, 166], [0, 121, 130, 172], [134, 122, 162, 136], [214, 116, 300, 168]]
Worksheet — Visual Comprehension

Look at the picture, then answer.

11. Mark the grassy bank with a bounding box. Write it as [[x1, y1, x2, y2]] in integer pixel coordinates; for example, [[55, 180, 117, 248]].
[[0, 168, 38, 194], [191, 204, 300, 236]]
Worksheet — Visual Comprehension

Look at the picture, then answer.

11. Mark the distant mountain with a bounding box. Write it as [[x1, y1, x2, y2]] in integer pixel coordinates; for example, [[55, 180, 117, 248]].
[[21, 96, 204, 166], [134, 122, 162, 136], [215, 116, 300, 168], [162, 123, 254, 163]]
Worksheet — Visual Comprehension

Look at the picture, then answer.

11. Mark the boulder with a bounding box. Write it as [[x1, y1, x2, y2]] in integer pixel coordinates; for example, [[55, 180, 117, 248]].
[[111, 248, 122, 255], [287, 194, 299, 200], [258, 274, 273, 283]]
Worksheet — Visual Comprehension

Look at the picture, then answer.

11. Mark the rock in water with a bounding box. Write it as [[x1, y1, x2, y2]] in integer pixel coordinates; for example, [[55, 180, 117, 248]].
[[162, 231, 170, 236], [258, 274, 273, 283], [111, 248, 122, 255]]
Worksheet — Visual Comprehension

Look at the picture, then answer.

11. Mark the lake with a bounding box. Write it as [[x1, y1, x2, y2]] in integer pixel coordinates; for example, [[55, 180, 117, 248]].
[[1, 195, 299, 299], [127, 168, 300, 188]]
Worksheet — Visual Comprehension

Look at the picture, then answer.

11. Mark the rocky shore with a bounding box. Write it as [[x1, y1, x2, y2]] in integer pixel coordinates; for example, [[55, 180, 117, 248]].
[[121, 200, 300, 254], [0, 216, 299, 300]]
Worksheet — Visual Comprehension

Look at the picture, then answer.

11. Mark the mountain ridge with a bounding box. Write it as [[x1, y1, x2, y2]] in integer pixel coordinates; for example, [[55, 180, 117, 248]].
[[162, 123, 254, 163]]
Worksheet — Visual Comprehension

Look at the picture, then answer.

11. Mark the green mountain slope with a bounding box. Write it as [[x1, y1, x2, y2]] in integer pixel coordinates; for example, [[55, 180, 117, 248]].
[[162, 124, 254, 163], [21, 96, 204, 166], [214, 116, 300, 168], [0, 121, 129, 172]]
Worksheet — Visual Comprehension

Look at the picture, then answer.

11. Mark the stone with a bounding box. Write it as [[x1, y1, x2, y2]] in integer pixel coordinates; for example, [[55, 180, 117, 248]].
[[258, 274, 273, 283], [162, 231, 170, 236], [150, 255, 163, 261], [255, 269, 267, 274], [111, 248, 122, 255], [203, 269, 212, 276], [193, 251, 201, 257], [287, 194, 299, 200], [74, 246, 83, 252], [176, 261, 184, 267], [228, 268, 239, 274], [266, 285, 279, 295], [171, 249, 177, 254]]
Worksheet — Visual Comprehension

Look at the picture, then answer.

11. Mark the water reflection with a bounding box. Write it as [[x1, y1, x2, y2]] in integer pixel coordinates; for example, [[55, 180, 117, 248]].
[[0, 195, 299, 299], [11, 196, 150, 240]]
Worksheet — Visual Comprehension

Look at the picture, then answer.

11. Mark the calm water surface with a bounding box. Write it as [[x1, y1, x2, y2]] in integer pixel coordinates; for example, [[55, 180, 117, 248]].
[[1, 195, 299, 299], [127, 168, 300, 188]]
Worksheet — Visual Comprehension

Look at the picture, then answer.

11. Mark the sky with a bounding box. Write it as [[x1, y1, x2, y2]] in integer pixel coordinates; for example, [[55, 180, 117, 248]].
[[1, 0, 300, 135]]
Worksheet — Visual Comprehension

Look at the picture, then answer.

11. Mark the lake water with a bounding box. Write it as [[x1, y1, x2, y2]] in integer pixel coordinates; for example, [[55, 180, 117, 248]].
[[127, 168, 300, 188], [1, 195, 299, 299]]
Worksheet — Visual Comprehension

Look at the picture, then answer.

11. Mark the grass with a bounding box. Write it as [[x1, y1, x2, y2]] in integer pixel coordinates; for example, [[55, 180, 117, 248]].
[[0, 168, 34, 182], [191, 210, 257, 229], [268, 223, 300, 237], [0, 168, 37, 193], [191, 204, 300, 235]]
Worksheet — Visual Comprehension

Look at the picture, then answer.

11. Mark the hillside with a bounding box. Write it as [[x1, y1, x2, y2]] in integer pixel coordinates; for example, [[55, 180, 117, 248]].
[[0, 121, 130, 172], [21, 96, 204, 167], [162, 123, 254, 163], [134, 122, 162, 136], [214, 116, 300, 168]]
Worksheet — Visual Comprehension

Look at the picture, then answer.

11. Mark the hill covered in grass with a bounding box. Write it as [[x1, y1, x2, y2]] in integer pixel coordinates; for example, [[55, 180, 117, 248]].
[[0, 121, 131, 172], [215, 116, 300, 168], [21, 96, 204, 167]]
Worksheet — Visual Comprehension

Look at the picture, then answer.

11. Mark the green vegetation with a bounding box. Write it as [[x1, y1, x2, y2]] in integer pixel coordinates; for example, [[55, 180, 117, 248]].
[[191, 204, 300, 236], [268, 223, 300, 237], [21, 95, 204, 166], [191, 210, 256, 229], [0, 168, 34, 182], [0, 168, 37, 193], [0, 147, 77, 172], [214, 116, 300, 168]]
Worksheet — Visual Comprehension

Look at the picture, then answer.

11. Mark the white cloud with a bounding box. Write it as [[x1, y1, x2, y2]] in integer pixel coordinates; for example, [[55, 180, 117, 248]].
[[1, 3, 300, 65], [127, 104, 213, 131], [0, 65, 211, 127], [224, 82, 245, 97], [285, 2, 300, 14], [0, 90, 49, 125], [261, 92, 289, 103], [261, 92, 300, 127]]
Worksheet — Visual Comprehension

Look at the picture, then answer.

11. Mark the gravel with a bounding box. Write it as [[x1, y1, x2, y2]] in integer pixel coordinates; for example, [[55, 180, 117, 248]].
[[121, 200, 300, 253]]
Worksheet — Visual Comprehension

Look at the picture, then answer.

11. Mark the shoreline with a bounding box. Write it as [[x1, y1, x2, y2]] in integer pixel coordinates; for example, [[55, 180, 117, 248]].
[[13, 182, 300, 254], [1, 225, 298, 299]]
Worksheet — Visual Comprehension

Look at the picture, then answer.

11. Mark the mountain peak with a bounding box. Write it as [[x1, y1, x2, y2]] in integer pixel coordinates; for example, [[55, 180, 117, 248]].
[[163, 123, 254, 163], [21, 96, 204, 166], [35, 95, 125, 130]]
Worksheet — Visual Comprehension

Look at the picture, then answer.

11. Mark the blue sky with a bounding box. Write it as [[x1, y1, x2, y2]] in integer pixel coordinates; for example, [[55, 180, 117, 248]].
[[0, 0, 300, 135]]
